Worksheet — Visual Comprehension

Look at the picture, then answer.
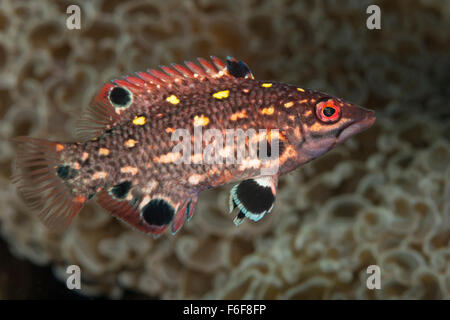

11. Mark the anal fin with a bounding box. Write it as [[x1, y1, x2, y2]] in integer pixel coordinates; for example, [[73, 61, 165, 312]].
[[229, 176, 278, 225], [97, 183, 197, 237], [171, 195, 198, 235]]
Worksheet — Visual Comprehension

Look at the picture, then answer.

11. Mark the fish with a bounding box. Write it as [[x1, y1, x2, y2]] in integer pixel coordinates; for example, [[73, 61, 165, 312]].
[[12, 56, 375, 237]]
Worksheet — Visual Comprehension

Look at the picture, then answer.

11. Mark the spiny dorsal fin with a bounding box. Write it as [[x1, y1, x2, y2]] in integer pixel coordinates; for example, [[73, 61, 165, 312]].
[[74, 56, 254, 141]]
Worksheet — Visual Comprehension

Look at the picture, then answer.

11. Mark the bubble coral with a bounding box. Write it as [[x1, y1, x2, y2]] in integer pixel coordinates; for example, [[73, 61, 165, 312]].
[[0, 0, 449, 299]]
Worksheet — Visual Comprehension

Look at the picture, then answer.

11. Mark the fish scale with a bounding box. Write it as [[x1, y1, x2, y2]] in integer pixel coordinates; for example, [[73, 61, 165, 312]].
[[12, 56, 375, 236]]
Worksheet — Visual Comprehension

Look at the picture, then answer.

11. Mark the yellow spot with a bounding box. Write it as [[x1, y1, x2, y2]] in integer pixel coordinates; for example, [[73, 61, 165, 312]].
[[81, 152, 89, 162], [91, 137, 98, 141], [284, 101, 294, 108], [56, 144, 65, 151], [260, 106, 275, 115], [261, 83, 272, 88], [166, 95, 180, 105], [124, 139, 137, 148], [133, 116, 146, 125], [165, 127, 176, 133], [304, 110, 312, 117], [297, 88, 305, 92], [230, 110, 247, 121], [194, 115, 210, 126], [212, 90, 230, 99], [93, 171, 108, 179], [99, 148, 110, 156], [120, 166, 138, 175], [309, 122, 325, 132], [299, 99, 308, 103]]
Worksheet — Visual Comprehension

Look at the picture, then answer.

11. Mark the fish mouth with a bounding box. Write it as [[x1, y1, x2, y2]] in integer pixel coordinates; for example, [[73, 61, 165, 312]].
[[336, 111, 376, 144]]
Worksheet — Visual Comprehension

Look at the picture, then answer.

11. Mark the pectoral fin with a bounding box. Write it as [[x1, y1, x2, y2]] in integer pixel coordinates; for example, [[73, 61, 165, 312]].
[[229, 176, 278, 225]]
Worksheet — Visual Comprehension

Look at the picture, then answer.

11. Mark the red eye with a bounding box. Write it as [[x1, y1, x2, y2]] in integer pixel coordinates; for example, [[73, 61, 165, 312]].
[[316, 99, 341, 123]]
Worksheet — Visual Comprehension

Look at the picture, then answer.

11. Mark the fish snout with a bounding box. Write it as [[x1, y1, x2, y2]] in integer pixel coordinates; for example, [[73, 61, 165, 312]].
[[336, 107, 375, 144]]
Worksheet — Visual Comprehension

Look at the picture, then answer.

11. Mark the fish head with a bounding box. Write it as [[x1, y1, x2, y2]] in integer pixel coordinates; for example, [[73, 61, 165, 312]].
[[294, 90, 375, 160]]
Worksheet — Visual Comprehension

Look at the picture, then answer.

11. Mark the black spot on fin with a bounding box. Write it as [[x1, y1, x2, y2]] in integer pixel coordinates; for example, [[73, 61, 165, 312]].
[[98, 184, 194, 237], [229, 176, 278, 223], [56, 165, 79, 180], [11, 137, 87, 232], [142, 199, 175, 227], [110, 181, 132, 199], [226, 56, 254, 79], [56, 165, 69, 179], [108, 86, 132, 108]]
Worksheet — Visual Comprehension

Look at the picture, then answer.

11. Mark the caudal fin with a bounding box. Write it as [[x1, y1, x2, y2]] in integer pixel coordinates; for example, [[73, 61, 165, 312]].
[[11, 137, 86, 232]]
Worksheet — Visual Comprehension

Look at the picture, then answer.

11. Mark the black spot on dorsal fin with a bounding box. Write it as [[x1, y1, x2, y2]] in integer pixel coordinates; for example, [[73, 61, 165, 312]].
[[226, 56, 255, 79], [108, 86, 132, 108], [75, 56, 255, 142]]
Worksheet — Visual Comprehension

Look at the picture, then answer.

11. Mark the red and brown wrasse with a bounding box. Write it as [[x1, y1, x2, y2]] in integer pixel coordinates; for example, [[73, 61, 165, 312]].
[[12, 56, 375, 237]]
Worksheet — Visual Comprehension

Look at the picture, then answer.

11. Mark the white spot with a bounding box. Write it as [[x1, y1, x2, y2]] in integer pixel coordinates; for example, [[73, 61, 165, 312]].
[[188, 174, 203, 185], [219, 146, 234, 158], [238, 158, 261, 170], [253, 176, 272, 188]]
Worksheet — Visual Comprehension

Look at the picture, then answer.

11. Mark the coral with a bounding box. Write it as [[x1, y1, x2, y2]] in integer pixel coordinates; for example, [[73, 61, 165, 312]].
[[0, 0, 449, 299]]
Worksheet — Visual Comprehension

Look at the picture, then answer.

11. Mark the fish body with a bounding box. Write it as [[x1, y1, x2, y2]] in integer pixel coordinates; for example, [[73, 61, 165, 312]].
[[12, 57, 375, 236]]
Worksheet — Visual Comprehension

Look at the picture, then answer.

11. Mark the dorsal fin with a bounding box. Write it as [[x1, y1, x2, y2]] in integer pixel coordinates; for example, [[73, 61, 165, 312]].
[[225, 56, 255, 79], [74, 80, 139, 141], [74, 56, 254, 141]]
